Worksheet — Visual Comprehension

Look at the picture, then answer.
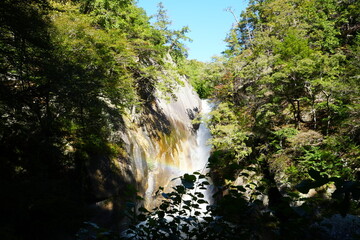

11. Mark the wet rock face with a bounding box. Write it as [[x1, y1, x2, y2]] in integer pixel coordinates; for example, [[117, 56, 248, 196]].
[[87, 77, 205, 227], [122, 79, 202, 208]]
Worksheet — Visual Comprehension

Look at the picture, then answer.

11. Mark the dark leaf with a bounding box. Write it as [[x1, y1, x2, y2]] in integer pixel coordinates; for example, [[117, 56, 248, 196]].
[[309, 169, 322, 181], [295, 179, 315, 194], [137, 214, 147, 221], [197, 199, 208, 204], [157, 211, 165, 219], [236, 186, 246, 192], [138, 207, 149, 213]]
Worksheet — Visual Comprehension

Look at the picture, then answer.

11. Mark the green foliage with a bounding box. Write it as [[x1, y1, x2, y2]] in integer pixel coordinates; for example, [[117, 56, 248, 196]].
[[1, 0, 359, 239], [275, 30, 313, 61], [0, 0, 191, 239], [271, 127, 299, 150], [295, 169, 360, 216], [209, 0, 359, 187], [124, 172, 269, 240], [120, 170, 360, 240], [297, 146, 347, 178], [153, 2, 191, 62], [181, 57, 225, 99], [125, 173, 216, 239], [209, 102, 252, 163], [112, 0, 360, 237], [181, 59, 209, 98], [205, 1, 360, 237]]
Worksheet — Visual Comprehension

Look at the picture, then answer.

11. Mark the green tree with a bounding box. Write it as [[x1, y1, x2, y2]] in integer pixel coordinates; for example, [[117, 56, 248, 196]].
[[0, 0, 192, 239], [154, 2, 191, 61], [181, 57, 225, 99], [207, 0, 360, 231]]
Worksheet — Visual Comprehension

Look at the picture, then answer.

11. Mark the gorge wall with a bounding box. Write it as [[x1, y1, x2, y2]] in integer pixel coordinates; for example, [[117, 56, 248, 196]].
[[87, 77, 210, 227], [122, 79, 203, 208]]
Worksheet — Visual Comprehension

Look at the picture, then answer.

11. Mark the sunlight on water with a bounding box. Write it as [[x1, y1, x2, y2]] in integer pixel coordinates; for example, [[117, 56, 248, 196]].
[[124, 79, 213, 209], [192, 99, 212, 174]]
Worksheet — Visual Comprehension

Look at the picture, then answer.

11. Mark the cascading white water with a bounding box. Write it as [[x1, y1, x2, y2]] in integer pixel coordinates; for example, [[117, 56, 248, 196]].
[[121, 78, 214, 210], [147, 99, 213, 206], [121, 85, 214, 239], [191, 99, 212, 174], [188, 99, 213, 210]]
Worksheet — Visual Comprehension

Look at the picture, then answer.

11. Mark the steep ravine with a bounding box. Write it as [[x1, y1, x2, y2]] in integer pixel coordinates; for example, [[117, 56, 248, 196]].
[[88, 77, 212, 228], [122, 79, 207, 209]]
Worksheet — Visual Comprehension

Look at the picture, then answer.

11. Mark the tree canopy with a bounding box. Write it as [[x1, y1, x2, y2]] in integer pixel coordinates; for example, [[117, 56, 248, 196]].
[[138, 0, 360, 239], [0, 0, 191, 238], [1, 0, 359, 239]]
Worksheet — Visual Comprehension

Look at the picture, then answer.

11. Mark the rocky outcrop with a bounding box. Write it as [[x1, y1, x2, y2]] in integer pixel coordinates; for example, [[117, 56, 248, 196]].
[[122, 79, 202, 208], [87, 77, 202, 228]]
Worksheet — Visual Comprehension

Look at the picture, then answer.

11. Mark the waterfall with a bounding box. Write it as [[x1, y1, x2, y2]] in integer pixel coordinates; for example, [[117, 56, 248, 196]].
[[89, 74, 214, 231], [191, 99, 212, 175], [164, 99, 213, 210], [189, 99, 213, 210], [117, 81, 215, 240], [119, 78, 213, 211]]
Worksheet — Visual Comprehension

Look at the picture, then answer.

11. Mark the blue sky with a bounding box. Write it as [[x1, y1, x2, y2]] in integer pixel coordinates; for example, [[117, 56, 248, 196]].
[[136, 0, 248, 62]]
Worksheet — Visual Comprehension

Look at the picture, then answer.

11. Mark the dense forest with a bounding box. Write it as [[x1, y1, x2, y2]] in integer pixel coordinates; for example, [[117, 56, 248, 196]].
[[0, 0, 189, 238], [1, 0, 359, 239], [127, 0, 360, 239]]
